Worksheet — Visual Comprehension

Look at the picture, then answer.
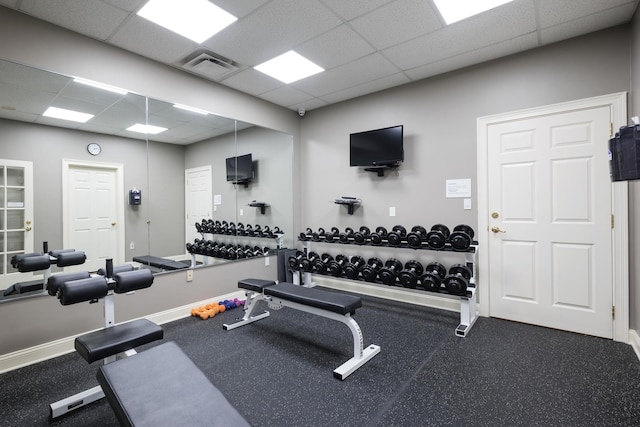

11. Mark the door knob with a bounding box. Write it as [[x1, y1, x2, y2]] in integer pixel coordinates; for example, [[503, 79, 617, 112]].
[[25, 226, 32, 231], [491, 226, 506, 234], [112, 222, 117, 226]]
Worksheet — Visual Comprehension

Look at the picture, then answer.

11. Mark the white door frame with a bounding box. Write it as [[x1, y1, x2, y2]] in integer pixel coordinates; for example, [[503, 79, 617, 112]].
[[477, 92, 629, 342], [185, 165, 212, 250], [62, 159, 125, 266]]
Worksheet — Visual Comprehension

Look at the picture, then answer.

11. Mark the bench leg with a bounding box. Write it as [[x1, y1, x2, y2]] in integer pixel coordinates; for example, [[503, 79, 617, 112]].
[[266, 297, 380, 380], [50, 385, 104, 419], [223, 291, 270, 331], [332, 316, 381, 380]]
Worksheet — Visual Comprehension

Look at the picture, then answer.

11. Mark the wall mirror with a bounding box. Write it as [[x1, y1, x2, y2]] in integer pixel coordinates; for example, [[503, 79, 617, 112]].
[[0, 58, 294, 301]]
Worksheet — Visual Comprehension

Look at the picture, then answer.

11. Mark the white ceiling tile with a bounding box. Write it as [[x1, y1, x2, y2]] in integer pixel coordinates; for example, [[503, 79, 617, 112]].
[[259, 85, 316, 107], [320, 0, 395, 20], [539, 2, 639, 45], [221, 68, 285, 96], [350, 0, 443, 50], [19, 0, 130, 40], [109, 15, 199, 64], [319, 73, 411, 105], [100, 0, 146, 13], [293, 53, 401, 97], [405, 33, 539, 81], [0, 0, 18, 8], [536, 0, 637, 28], [296, 24, 375, 69], [202, 0, 342, 65], [383, 0, 537, 70], [290, 98, 329, 112], [212, 0, 271, 19]]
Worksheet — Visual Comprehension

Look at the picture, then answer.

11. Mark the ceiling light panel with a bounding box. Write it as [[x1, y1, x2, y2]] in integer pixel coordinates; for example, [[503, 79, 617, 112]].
[[127, 123, 168, 134], [433, 0, 515, 25], [43, 106, 94, 123], [137, 0, 237, 43], [254, 51, 324, 84]]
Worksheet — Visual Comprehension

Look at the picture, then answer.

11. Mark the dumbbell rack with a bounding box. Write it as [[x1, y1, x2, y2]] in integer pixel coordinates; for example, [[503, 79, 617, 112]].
[[188, 225, 284, 267], [295, 238, 478, 338]]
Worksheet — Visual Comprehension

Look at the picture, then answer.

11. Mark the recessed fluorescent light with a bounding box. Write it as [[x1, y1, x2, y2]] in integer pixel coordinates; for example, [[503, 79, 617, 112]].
[[254, 50, 324, 84], [127, 123, 168, 135], [43, 106, 94, 123], [73, 78, 129, 95], [433, 0, 515, 25], [173, 104, 209, 115], [137, 0, 237, 43]]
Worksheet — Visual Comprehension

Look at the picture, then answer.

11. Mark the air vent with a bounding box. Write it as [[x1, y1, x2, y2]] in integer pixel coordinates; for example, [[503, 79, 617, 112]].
[[182, 52, 238, 80]]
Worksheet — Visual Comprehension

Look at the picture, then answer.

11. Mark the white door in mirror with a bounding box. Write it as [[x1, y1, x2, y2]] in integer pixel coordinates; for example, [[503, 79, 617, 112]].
[[87, 143, 101, 155]]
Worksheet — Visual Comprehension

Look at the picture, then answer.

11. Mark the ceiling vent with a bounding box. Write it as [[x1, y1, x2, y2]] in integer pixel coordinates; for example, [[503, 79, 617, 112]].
[[182, 51, 238, 80]]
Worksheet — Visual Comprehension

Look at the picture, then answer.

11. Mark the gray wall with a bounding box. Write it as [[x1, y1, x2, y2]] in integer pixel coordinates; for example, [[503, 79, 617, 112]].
[[0, 6, 639, 362], [630, 10, 640, 332], [300, 25, 636, 322], [0, 119, 186, 260]]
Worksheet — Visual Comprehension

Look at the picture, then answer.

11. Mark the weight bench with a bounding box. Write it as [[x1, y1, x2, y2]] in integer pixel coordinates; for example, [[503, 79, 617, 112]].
[[48, 262, 163, 419], [224, 278, 380, 380], [133, 255, 188, 271], [3, 242, 87, 296], [97, 341, 250, 427]]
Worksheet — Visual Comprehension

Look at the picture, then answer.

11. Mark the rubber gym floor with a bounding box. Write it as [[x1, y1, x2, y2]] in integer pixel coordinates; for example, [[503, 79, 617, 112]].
[[2, 290, 640, 426]]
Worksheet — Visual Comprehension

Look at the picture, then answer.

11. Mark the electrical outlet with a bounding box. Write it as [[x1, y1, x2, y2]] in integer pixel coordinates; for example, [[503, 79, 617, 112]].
[[186, 269, 193, 282], [129, 241, 135, 250]]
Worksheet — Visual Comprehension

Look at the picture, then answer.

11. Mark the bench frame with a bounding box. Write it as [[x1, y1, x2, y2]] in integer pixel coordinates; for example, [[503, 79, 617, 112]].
[[224, 282, 380, 380], [49, 276, 158, 419]]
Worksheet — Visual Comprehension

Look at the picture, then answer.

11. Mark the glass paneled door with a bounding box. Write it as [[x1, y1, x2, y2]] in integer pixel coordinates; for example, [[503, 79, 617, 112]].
[[0, 160, 34, 290]]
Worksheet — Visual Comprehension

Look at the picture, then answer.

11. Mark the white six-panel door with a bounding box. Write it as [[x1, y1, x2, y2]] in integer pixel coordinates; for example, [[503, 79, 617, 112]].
[[185, 166, 212, 250], [486, 105, 614, 338], [63, 160, 124, 272]]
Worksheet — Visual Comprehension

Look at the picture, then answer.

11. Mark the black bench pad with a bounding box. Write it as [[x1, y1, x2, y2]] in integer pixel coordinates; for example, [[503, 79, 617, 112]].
[[75, 319, 163, 364], [133, 255, 188, 270], [97, 341, 250, 427], [238, 278, 277, 293], [264, 282, 362, 315]]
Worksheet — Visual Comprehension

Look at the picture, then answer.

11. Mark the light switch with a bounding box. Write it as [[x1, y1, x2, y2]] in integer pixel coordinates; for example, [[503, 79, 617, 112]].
[[464, 198, 472, 210]]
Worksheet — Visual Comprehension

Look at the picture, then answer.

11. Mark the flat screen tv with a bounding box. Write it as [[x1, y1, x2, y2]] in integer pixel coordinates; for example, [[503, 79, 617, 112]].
[[225, 153, 253, 184], [349, 125, 404, 167]]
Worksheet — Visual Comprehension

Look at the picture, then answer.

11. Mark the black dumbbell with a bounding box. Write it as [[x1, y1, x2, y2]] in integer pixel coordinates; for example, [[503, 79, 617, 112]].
[[245, 224, 255, 236], [369, 226, 387, 245], [253, 224, 263, 236], [236, 222, 245, 236], [299, 227, 314, 241], [397, 260, 424, 288], [212, 220, 222, 233], [328, 254, 351, 277], [344, 255, 366, 280], [361, 257, 384, 282], [352, 226, 370, 244], [272, 226, 283, 235], [418, 262, 447, 292], [444, 264, 472, 295], [325, 227, 340, 243], [387, 225, 406, 246], [313, 253, 334, 274], [406, 225, 427, 249], [426, 224, 450, 249], [339, 227, 354, 243], [378, 258, 403, 286], [312, 227, 326, 242], [288, 251, 306, 271], [449, 224, 475, 250]]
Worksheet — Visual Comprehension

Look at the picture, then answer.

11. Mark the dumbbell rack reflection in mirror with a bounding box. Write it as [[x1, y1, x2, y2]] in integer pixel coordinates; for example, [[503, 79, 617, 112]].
[[195, 220, 285, 248], [295, 234, 477, 337]]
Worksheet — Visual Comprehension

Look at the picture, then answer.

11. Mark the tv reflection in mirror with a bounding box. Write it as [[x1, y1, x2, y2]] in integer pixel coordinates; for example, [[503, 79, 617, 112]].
[[349, 125, 404, 167], [226, 153, 254, 187]]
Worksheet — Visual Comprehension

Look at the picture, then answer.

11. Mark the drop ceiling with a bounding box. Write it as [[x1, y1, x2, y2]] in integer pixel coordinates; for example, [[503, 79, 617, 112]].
[[0, 0, 638, 113]]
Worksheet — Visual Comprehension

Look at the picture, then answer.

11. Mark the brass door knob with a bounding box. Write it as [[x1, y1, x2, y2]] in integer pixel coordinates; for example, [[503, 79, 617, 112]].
[[491, 226, 506, 233]]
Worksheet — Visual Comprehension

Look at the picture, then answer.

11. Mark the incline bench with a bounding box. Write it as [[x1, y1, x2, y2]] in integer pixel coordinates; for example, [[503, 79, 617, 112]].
[[48, 261, 249, 426], [224, 279, 380, 380]]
